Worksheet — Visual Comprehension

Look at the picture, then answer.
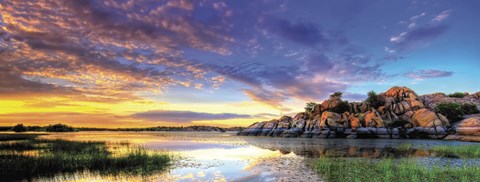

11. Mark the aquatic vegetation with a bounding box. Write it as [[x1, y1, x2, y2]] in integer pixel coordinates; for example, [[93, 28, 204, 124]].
[[0, 134, 44, 141], [314, 157, 480, 182], [430, 145, 480, 158], [0, 140, 35, 150], [396, 143, 414, 151], [0, 134, 171, 181]]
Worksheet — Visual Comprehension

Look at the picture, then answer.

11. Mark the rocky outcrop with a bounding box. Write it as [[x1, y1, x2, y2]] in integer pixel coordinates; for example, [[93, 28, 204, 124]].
[[421, 92, 480, 111], [445, 116, 480, 142], [238, 86, 480, 142]]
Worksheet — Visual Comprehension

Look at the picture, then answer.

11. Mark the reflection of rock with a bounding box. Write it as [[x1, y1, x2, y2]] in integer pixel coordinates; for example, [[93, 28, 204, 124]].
[[242, 138, 438, 158], [239, 86, 480, 141]]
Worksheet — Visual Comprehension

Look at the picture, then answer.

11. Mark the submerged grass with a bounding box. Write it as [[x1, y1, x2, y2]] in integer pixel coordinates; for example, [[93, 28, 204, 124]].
[[314, 157, 480, 182], [0, 134, 171, 181]]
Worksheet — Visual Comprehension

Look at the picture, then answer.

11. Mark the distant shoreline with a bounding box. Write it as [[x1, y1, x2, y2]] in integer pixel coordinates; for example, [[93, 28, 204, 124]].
[[0, 125, 245, 132]]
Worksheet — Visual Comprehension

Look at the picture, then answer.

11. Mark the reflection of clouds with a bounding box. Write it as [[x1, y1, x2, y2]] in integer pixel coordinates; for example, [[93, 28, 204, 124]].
[[184, 146, 280, 161]]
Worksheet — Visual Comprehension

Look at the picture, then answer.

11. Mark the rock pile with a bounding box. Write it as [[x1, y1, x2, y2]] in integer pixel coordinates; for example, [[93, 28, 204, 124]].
[[238, 86, 480, 142]]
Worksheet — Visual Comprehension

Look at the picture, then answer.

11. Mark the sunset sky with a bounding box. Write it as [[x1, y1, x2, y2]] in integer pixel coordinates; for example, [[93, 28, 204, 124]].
[[0, 0, 479, 128]]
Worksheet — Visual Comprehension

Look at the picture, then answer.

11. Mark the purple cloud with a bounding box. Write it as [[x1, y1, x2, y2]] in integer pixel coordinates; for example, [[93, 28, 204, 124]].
[[265, 18, 330, 47], [390, 25, 449, 51], [131, 110, 251, 122], [404, 69, 454, 80]]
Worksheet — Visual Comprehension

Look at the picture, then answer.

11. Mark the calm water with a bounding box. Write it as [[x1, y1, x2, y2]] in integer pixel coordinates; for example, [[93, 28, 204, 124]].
[[30, 131, 479, 182]]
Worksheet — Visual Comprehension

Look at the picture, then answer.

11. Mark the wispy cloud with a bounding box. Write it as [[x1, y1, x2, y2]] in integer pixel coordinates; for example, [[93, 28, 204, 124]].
[[404, 69, 454, 80], [432, 10, 451, 23], [131, 110, 251, 122]]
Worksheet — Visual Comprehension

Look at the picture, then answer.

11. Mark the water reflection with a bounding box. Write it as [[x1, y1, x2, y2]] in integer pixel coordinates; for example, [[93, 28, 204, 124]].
[[25, 131, 479, 181], [241, 137, 478, 158]]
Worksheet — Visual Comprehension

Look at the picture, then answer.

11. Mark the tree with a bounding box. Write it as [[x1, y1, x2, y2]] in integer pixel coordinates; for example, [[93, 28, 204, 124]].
[[305, 102, 317, 113], [365, 90, 383, 109], [330, 91, 343, 99], [45, 123, 75, 132], [12, 124, 27, 132]]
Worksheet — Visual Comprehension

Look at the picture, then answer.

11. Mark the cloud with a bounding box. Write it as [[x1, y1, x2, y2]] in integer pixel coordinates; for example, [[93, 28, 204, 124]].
[[404, 69, 454, 80], [0, 0, 235, 100], [242, 88, 290, 111], [432, 10, 451, 23], [264, 18, 330, 47], [389, 10, 452, 52], [389, 24, 449, 51], [343, 93, 367, 101], [131, 110, 251, 122], [0, 112, 131, 127]]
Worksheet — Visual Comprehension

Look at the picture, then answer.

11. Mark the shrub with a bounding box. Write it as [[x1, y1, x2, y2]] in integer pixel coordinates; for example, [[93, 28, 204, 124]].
[[448, 92, 466, 98], [304, 102, 317, 113], [365, 90, 383, 109], [332, 101, 350, 113], [461, 104, 479, 115], [45, 123, 75, 132], [11, 124, 27, 132], [330, 91, 343, 98], [435, 103, 479, 122]]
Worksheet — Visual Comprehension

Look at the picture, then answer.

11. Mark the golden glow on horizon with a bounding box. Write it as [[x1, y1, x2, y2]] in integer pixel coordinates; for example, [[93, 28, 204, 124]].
[[0, 95, 296, 128]]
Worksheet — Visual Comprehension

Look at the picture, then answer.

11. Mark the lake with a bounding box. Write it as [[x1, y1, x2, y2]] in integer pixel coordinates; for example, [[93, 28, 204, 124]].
[[28, 131, 480, 181]]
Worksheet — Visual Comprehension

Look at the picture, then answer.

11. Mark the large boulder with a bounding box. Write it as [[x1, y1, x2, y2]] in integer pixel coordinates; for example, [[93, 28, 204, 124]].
[[411, 109, 447, 127], [271, 116, 292, 137], [301, 114, 322, 138], [349, 115, 362, 130], [259, 120, 278, 136], [320, 111, 342, 128], [445, 117, 480, 142], [364, 109, 384, 127], [238, 121, 266, 136], [282, 113, 306, 137], [384, 86, 418, 102], [321, 97, 342, 111]]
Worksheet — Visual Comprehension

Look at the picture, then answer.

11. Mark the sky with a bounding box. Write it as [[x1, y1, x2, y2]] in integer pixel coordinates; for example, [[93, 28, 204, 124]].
[[0, 0, 479, 128]]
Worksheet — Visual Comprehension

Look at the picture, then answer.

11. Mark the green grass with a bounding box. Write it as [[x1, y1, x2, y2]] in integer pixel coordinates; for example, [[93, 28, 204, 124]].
[[396, 143, 414, 151], [0, 134, 171, 181], [314, 157, 480, 182], [430, 145, 480, 158]]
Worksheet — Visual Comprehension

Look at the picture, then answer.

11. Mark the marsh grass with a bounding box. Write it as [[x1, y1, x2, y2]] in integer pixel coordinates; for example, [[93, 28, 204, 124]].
[[0, 140, 35, 150], [0, 134, 171, 181], [0, 134, 44, 141], [430, 145, 480, 158], [314, 157, 480, 182]]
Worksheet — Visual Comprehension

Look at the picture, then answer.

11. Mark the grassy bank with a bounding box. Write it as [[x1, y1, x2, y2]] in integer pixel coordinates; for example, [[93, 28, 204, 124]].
[[0, 134, 171, 181], [314, 157, 480, 182], [430, 145, 480, 158]]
